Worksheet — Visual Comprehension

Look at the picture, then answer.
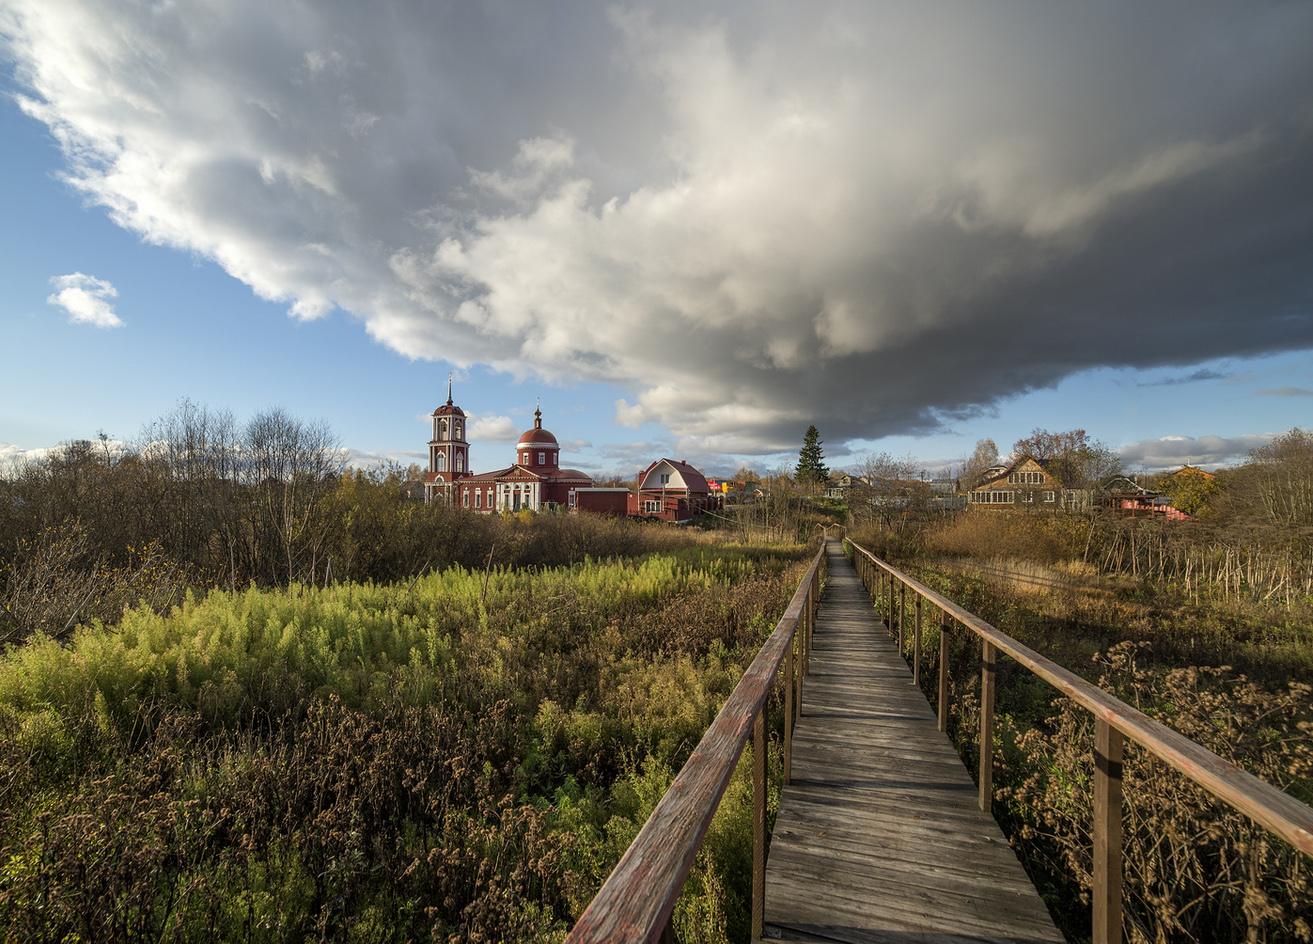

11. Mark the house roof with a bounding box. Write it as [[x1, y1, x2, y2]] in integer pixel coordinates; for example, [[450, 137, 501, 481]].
[[638, 458, 710, 493]]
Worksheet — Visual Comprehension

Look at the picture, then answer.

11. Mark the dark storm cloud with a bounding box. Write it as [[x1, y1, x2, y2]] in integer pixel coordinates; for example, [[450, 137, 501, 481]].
[[5, 1, 1312, 455]]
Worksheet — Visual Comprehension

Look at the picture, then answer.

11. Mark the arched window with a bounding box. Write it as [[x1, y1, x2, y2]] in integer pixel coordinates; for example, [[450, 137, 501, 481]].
[[456, 453, 464, 473], [436, 453, 446, 472], [455, 422, 462, 440]]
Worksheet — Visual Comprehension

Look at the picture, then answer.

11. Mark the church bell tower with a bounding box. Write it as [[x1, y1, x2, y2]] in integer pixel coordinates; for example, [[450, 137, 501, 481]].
[[428, 375, 469, 487]]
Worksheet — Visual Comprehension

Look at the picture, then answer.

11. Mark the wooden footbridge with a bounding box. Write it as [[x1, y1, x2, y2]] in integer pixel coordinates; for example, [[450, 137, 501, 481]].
[[569, 535, 1313, 944]]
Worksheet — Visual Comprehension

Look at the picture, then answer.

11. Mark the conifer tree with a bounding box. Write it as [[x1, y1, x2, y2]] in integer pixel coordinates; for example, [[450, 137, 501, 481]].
[[796, 425, 829, 484]]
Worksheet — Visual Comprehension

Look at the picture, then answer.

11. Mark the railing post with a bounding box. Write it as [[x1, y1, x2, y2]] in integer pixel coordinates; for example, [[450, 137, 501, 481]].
[[898, 582, 906, 654], [887, 570, 894, 631], [785, 623, 795, 784], [980, 640, 996, 813], [938, 611, 950, 734], [913, 593, 922, 687], [753, 711, 766, 941], [1093, 719, 1125, 944]]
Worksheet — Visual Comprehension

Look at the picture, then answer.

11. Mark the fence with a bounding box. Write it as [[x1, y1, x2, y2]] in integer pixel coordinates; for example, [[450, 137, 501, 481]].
[[845, 537, 1313, 944]]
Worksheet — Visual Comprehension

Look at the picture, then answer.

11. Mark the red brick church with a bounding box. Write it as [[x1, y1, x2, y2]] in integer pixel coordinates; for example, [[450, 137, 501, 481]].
[[423, 384, 594, 512]]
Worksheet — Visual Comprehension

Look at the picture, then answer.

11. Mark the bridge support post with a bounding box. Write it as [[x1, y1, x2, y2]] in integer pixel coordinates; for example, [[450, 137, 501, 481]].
[[1093, 719, 1125, 944], [980, 641, 996, 813], [938, 611, 950, 734], [752, 712, 766, 941]]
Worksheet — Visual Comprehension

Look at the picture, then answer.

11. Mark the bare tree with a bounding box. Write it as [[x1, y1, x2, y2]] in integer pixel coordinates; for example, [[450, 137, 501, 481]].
[[241, 407, 343, 584], [962, 438, 1000, 488]]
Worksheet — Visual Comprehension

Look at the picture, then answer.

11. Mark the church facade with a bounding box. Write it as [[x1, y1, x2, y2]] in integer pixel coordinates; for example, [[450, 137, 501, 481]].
[[423, 386, 594, 512]]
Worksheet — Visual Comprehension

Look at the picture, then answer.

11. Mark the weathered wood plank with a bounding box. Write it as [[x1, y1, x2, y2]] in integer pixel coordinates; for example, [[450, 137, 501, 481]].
[[763, 541, 1063, 944]]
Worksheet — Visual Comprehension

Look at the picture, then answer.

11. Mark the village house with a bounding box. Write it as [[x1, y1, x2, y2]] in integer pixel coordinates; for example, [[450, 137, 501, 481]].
[[629, 458, 722, 522], [968, 455, 1085, 510]]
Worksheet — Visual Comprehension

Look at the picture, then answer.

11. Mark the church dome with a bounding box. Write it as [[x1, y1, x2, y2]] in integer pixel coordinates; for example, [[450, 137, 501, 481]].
[[517, 407, 559, 448], [433, 377, 465, 417]]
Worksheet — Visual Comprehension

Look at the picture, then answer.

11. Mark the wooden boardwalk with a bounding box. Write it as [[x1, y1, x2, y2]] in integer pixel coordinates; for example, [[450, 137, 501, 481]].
[[762, 540, 1064, 944]]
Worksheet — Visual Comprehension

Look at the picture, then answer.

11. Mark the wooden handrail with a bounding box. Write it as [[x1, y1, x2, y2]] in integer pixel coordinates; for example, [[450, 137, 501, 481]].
[[845, 538, 1313, 944], [568, 541, 827, 944]]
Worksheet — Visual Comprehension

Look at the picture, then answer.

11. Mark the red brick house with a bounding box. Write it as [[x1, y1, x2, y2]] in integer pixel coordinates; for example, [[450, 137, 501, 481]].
[[628, 458, 721, 522]]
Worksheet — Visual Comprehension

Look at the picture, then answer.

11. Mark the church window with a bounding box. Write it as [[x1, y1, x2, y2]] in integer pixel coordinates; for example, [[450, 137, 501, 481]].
[[456, 454, 464, 473], [436, 454, 446, 472], [439, 420, 448, 439], [538, 451, 545, 465], [455, 422, 462, 439], [463, 490, 470, 507], [475, 490, 482, 508]]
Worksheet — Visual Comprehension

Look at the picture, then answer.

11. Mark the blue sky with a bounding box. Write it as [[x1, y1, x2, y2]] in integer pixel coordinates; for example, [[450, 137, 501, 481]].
[[2, 3, 1310, 480]]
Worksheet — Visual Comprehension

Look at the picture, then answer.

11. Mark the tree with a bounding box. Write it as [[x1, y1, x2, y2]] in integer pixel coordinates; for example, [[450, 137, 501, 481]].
[[851, 452, 930, 530], [962, 438, 999, 487], [796, 425, 829, 486], [1231, 427, 1313, 527], [1011, 428, 1120, 490]]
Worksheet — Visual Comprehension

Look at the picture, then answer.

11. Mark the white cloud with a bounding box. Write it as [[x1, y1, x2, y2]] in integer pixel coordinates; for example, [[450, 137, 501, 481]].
[[46, 272, 123, 327], [1118, 433, 1274, 473], [6, 2, 1313, 451], [468, 414, 519, 443]]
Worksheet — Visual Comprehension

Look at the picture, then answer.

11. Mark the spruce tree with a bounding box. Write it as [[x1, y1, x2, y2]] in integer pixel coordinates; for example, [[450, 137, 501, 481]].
[[796, 425, 829, 484]]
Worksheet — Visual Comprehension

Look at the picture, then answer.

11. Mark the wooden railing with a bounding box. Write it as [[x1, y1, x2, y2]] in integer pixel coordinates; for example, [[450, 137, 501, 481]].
[[567, 540, 827, 944], [845, 538, 1313, 944]]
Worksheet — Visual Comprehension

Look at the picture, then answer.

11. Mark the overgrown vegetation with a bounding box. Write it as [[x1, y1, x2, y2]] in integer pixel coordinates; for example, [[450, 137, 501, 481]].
[[0, 546, 808, 942]]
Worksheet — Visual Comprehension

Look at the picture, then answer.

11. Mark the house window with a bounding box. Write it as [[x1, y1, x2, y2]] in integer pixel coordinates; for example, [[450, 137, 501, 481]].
[[975, 490, 1013, 504], [475, 490, 482, 508], [1043, 491, 1055, 502], [660, 473, 670, 484], [1009, 471, 1043, 485], [644, 500, 662, 513]]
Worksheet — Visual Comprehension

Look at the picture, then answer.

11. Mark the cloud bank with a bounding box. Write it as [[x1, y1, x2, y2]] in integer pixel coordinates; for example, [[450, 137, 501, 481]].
[[6, 2, 1313, 453], [46, 272, 122, 327]]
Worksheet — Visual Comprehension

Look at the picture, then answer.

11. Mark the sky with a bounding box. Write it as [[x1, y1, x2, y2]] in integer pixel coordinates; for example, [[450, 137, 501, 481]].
[[1, 1, 1311, 480]]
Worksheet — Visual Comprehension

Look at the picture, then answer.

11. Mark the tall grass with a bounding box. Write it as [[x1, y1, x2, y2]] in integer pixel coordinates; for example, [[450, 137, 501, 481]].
[[0, 543, 810, 943]]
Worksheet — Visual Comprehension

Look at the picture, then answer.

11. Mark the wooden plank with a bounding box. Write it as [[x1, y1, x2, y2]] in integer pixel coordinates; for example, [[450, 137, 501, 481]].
[[763, 541, 1063, 944]]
